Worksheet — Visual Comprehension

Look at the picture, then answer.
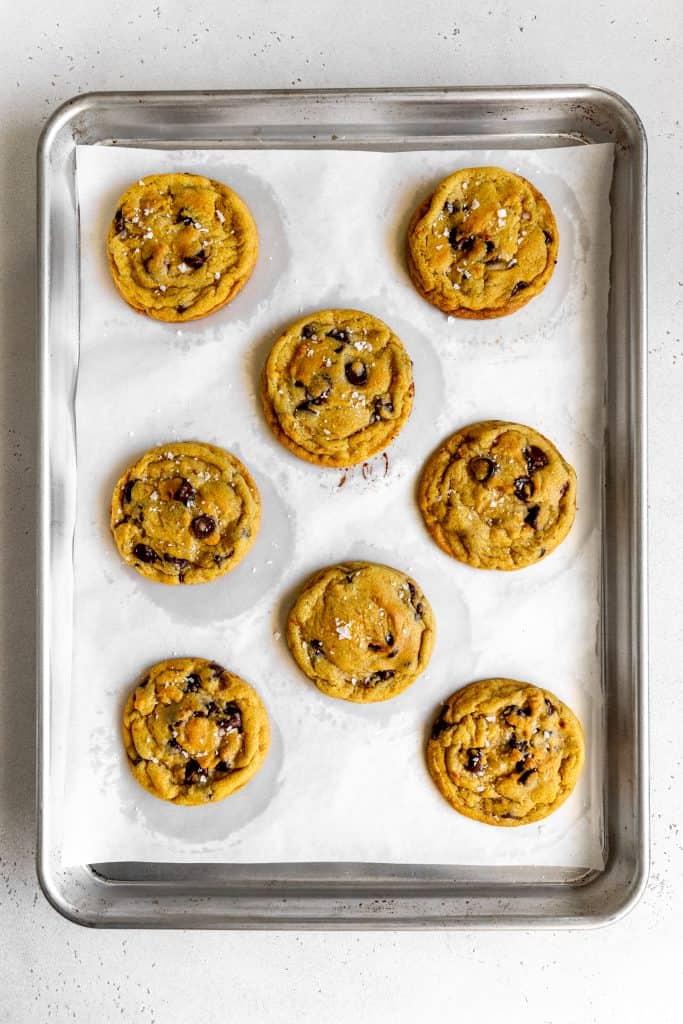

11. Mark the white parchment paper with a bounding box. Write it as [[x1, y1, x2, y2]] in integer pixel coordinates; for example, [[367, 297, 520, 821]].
[[61, 142, 613, 867]]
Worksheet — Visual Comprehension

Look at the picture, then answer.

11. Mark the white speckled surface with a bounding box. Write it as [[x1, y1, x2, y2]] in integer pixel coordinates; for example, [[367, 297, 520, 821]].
[[1, 1, 678, 1021]]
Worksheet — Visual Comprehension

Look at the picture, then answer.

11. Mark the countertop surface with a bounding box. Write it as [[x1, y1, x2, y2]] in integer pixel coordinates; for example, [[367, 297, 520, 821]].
[[1, 1, 679, 1021]]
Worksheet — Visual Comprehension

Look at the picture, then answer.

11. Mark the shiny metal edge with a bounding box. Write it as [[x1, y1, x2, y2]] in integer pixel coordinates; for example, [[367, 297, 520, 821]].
[[36, 86, 648, 929]]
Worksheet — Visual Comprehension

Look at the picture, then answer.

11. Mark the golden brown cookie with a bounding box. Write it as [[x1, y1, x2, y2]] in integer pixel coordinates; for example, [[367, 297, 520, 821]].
[[427, 678, 585, 826], [286, 561, 435, 702], [418, 420, 576, 570], [407, 166, 558, 318], [111, 441, 261, 585], [107, 172, 258, 322], [122, 657, 270, 806], [261, 309, 414, 467]]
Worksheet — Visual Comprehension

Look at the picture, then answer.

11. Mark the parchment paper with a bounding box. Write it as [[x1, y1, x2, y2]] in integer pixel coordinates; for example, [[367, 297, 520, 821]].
[[61, 142, 613, 867]]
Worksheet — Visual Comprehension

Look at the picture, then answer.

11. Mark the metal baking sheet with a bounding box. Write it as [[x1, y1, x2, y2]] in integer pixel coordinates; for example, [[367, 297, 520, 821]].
[[37, 87, 648, 928]]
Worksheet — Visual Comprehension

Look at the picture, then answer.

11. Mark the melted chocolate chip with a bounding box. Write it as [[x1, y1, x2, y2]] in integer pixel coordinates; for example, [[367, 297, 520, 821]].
[[295, 386, 331, 414], [345, 361, 368, 386], [543, 230, 553, 244], [133, 543, 158, 564], [448, 226, 460, 249], [218, 702, 242, 732], [122, 479, 137, 504], [205, 701, 220, 715], [186, 674, 201, 692], [545, 698, 557, 716], [514, 475, 535, 501], [385, 632, 394, 646], [371, 395, 393, 423], [326, 328, 349, 345], [114, 208, 125, 234], [168, 737, 182, 750], [163, 554, 191, 573], [508, 736, 529, 752], [465, 749, 485, 773], [367, 643, 382, 652], [184, 758, 206, 783], [524, 445, 549, 474], [502, 704, 531, 722], [459, 235, 476, 253], [430, 718, 452, 740], [514, 758, 528, 772], [176, 212, 194, 225], [310, 639, 324, 656], [209, 662, 225, 675], [191, 514, 216, 539], [560, 481, 570, 498], [185, 250, 207, 269], [364, 670, 395, 686], [215, 760, 232, 774], [469, 456, 496, 483], [511, 281, 529, 296], [485, 240, 496, 254], [174, 479, 196, 505], [524, 505, 540, 529], [518, 768, 537, 785], [301, 324, 316, 339]]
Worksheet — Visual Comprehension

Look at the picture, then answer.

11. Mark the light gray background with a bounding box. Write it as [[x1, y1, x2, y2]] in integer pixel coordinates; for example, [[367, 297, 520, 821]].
[[1, 2, 679, 1021]]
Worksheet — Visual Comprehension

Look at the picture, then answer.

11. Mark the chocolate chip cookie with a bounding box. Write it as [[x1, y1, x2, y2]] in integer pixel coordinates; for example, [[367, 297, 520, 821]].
[[286, 561, 435, 702], [261, 309, 414, 467], [427, 678, 585, 826], [418, 421, 576, 570], [111, 441, 261, 584], [407, 166, 558, 318], [107, 173, 258, 322], [122, 657, 270, 805]]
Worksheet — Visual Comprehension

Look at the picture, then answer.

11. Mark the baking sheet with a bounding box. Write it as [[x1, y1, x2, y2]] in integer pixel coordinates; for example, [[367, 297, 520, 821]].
[[61, 142, 613, 867]]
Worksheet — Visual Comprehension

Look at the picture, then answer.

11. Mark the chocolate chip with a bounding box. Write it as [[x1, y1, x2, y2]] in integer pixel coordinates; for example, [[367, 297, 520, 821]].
[[524, 505, 540, 529], [168, 737, 182, 750], [205, 701, 220, 715], [459, 235, 476, 253], [448, 227, 460, 248], [364, 670, 395, 686], [502, 704, 531, 722], [310, 639, 324, 656], [544, 230, 553, 244], [215, 760, 231, 774], [367, 643, 382, 652], [218, 702, 242, 732], [186, 674, 201, 692], [508, 736, 529, 752], [469, 456, 496, 483], [430, 718, 452, 739], [511, 280, 529, 296], [345, 361, 368, 386], [209, 662, 225, 675], [465, 749, 485, 773], [133, 543, 158, 564], [184, 758, 206, 783], [385, 632, 394, 646], [371, 395, 393, 423], [295, 385, 331, 414], [514, 475, 535, 501], [514, 758, 527, 772], [163, 554, 191, 574], [326, 328, 349, 345], [176, 212, 194, 225], [545, 698, 557, 716], [174, 479, 196, 505], [560, 481, 569, 498], [301, 324, 316, 339], [485, 240, 496, 253], [185, 250, 207, 269], [518, 768, 537, 785], [122, 479, 137, 504], [191, 514, 216, 539], [443, 201, 461, 214], [524, 445, 549, 474], [114, 208, 125, 234]]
